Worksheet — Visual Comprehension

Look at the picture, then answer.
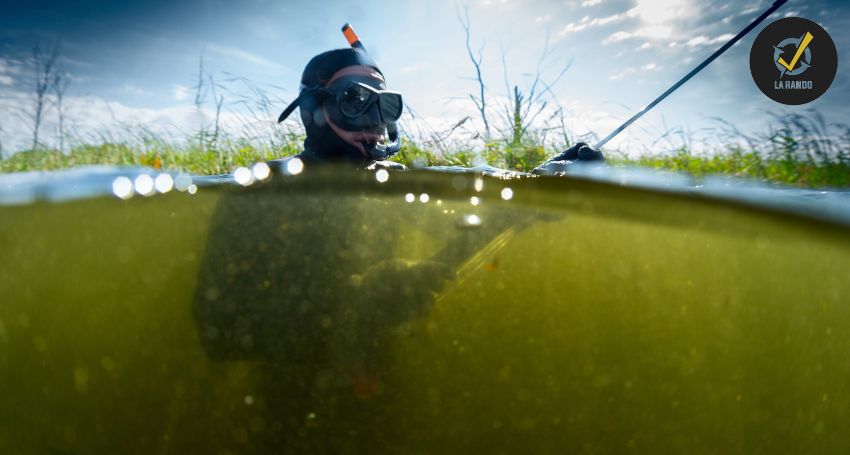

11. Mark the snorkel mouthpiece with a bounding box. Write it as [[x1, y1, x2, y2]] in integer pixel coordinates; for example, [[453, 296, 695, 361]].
[[366, 123, 401, 161]]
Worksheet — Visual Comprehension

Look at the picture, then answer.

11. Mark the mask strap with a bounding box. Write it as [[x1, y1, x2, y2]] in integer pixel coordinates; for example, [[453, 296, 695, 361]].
[[277, 91, 305, 123]]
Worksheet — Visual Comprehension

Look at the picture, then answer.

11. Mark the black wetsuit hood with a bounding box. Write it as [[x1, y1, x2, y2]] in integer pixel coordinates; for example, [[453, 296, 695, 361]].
[[278, 48, 391, 166]]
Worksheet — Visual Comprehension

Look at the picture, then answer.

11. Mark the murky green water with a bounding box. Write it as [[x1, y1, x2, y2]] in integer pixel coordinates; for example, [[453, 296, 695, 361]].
[[1, 167, 850, 454]]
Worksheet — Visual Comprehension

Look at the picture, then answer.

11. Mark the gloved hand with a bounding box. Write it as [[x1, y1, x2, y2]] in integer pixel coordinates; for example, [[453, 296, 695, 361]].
[[551, 142, 604, 162], [531, 142, 604, 175]]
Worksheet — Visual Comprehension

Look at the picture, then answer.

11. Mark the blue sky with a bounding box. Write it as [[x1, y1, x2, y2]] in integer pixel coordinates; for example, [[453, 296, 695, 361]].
[[0, 0, 848, 154]]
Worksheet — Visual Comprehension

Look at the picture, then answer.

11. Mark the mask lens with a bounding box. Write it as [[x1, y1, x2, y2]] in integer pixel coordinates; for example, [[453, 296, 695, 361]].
[[339, 84, 373, 117], [379, 93, 403, 122]]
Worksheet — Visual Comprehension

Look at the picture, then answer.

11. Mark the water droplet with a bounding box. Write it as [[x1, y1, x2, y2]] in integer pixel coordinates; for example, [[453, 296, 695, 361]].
[[405, 193, 415, 203], [285, 157, 304, 175], [501, 187, 513, 200], [112, 176, 133, 199], [419, 193, 430, 203], [154, 173, 174, 193], [244, 395, 254, 405], [187, 184, 198, 195], [234, 167, 253, 186], [252, 162, 271, 180], [134, 175, 154, 196], [375, 169, 389, 183], [470, 196, 480, 206], [456, 214, 482, 230], [474, 177, 484, 192], [174, 173, 193, 191]]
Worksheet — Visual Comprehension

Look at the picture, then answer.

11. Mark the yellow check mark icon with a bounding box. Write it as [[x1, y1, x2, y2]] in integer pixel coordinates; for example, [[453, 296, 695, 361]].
[[778, 31, 813, 72]]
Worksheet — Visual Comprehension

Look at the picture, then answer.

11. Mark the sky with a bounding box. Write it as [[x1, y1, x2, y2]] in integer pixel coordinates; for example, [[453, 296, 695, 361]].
[[0, 0, 848, 155]]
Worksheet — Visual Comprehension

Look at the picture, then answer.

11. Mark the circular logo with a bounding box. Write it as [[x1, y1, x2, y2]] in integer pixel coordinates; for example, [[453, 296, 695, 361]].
[[749, 17, 838, 105]]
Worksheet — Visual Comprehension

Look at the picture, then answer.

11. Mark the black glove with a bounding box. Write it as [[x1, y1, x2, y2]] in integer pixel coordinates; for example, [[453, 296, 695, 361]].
[[549, 142, 604, 162], [531, 142, 604, 175]]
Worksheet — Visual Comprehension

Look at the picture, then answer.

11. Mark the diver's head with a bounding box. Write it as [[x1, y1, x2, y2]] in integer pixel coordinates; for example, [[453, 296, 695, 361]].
[[278, 48, 403, 165]]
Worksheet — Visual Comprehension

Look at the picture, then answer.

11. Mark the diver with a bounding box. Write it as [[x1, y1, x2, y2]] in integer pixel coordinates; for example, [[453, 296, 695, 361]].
[[192, 34, 602, 453], [271, 46, 405, 170], [270, 44, 603, 173]]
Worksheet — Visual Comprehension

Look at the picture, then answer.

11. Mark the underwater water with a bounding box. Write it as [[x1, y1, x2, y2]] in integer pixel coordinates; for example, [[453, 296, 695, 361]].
[[1, 164, 850, 454]]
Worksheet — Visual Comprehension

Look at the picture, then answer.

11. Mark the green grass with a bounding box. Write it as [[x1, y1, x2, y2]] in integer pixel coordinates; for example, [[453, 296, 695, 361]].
[[3, 137, 849, 189], [0, 140, 301, 176], [608, 147, 850, 188], [3, 111, 848, 189]]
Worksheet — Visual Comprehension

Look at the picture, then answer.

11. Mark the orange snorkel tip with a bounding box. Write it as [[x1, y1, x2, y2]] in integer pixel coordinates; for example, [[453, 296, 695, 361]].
[[341, 23, 366, 51]]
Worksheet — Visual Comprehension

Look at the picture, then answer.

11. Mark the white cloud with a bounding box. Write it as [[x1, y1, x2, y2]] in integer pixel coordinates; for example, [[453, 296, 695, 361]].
[[686, 36, 710, 47], [0, 56, 86, 88], [603, 31, 633, 44], [627, 0, 694, 25], [635, 25, 675, 39], [602, 0, 694, 44], [581, 0, 602, 6], [685, 33, 735, 48], [609, 67, 636, 80], [607, 63, 661, 81], [173, 84, 191, 101], [603, 24, 675, 44], [558, 12, 630, 37], [0, 57, 23, 78]]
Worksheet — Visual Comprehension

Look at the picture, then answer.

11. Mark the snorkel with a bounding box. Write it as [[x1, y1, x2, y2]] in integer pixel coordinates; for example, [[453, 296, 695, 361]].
[[340, 23, 402, 161], [278, 25, 402, 164]]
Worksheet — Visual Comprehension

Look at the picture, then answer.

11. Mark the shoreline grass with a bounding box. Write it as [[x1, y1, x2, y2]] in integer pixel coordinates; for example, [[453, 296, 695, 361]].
[[2, 136, 849, 189], [3, 106, 848, 189]]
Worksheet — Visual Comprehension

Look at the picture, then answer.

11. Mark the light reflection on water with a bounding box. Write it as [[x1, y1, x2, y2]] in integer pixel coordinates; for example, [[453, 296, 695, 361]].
[[1, 164, 850, 453], [154, 173, 174, 193], [133, 174, 154, 196]]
